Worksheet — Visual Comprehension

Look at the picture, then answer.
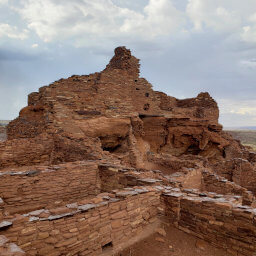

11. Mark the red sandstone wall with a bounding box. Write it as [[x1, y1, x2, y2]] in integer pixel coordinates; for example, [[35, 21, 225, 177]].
[[213, 158, 256, 194], [162, 189, 256, 256], [98, 164, 163, 192], [0, 134, 53, 168], [202, 170, 255, 206], [1, 189, 160, 256], [0, 133, 103, 168], [0, 162, 100, 215]]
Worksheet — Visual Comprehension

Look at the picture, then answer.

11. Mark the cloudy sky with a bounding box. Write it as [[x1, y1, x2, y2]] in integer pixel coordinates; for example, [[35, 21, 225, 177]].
[[0, 0, 256, 127]]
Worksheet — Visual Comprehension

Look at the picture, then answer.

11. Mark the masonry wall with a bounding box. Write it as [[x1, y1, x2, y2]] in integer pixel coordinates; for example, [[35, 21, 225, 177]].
[[0, 162, 100, 215], [162, 189, 256, 256], [0, 189, 160, 256], [98, 164, 164, 193], [0, 134, 53, 168], [202, 170, 255, 206], [213, 158, 256, 195], [166, 168, 202, 190], [99, 165, 138, 192]]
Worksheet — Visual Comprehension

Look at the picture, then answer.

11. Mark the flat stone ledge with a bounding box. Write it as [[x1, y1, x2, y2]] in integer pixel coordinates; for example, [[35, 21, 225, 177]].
[[0, 221, 12, 230]]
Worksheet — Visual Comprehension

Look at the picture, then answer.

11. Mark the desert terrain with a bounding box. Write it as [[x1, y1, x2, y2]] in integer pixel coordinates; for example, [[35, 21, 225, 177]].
[[226, 129, 256, 151]]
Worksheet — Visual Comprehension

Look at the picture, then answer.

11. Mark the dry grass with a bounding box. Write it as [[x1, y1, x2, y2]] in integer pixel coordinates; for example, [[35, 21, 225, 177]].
[[226, 130, 256, 152], [243, 143, 256, 151], [0, 120, 9, 126]]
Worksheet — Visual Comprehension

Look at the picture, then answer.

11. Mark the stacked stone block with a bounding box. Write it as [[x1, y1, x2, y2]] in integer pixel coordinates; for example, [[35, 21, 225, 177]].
[[162, 189, 256, 256], [0, 188, 161, 256], [202, 170, 255, 206], [0, 162, 100, 215]]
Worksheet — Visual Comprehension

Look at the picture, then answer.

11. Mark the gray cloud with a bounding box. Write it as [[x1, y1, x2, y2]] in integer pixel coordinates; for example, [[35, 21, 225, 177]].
[[0, 47, 37, 61]]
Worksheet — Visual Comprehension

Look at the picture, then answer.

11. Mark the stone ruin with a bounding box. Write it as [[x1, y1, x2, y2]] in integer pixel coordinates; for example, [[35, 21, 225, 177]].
[[0, 46, 255, 255]]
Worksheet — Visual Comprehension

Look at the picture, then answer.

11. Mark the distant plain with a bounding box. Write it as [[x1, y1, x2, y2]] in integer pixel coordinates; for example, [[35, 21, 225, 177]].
[[226, 129, 256, 151]]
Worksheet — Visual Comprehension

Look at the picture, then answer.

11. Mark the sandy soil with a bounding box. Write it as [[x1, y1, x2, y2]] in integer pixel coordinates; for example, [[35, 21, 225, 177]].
[[119, 225, 231, 256]]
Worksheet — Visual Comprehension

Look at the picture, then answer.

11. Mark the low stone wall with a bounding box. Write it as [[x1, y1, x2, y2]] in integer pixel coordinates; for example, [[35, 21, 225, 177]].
[[0, 187, 161, 256], [99, 164, 163, 192], [99, 164, 203, 193], [213, 158, 256, 195], [162, 189, 256, 256], [0, 162, 100, 215], [202, 170, 255, 206], [163, 168, 202, 190]]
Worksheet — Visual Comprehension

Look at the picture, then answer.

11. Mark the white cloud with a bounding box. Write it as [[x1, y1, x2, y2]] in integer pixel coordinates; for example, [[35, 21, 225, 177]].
[[241, 12, 256, 43], [219, 98, 256, 127], [0, 23, 28, 40], [5, 0, 256, 47], [219, 99, 256, 116], [31, 43, 38, 48], [242, 26, 256, 43], [186, 0, 242, 32], [186, 0, 256, 46], [230, 108, 256, 115], [240, 59, 256, 69], [2, 0, 256, 46], [121, 0, 185, 37], [0, 0, 8, 5], [14, 0, 185, 45]]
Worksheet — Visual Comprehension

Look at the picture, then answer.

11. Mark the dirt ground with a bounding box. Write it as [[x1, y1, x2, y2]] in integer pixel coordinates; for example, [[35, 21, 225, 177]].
[[119, 225, 231, 256]]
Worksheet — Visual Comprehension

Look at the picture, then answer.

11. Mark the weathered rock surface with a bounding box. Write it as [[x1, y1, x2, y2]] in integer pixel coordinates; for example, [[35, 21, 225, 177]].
[[0, 46, 249, 173]]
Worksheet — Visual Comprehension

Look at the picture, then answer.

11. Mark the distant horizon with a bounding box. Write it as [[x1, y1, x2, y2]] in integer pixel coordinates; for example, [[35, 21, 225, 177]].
[[224, 126, 256, 130]]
